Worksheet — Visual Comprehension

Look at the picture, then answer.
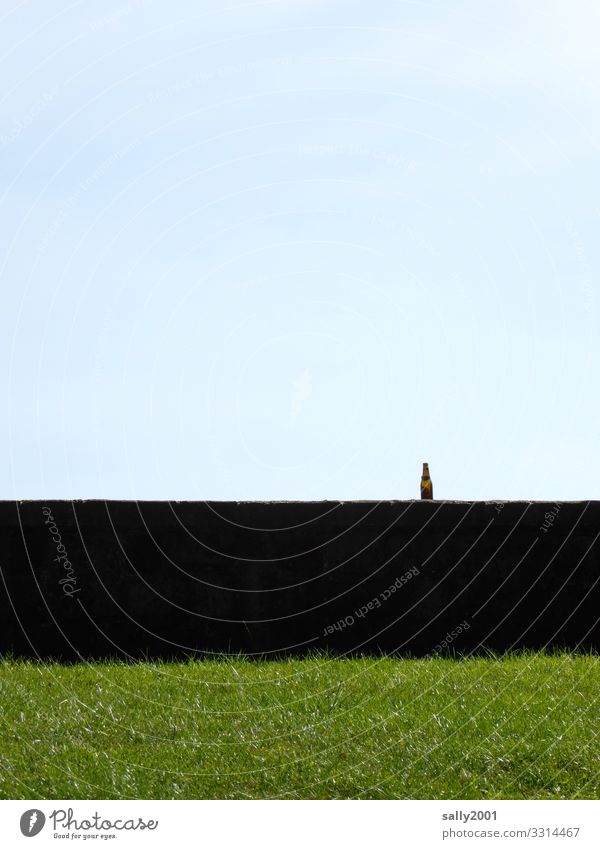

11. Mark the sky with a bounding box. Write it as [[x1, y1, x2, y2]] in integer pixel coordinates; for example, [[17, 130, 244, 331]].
[[0, 0, 598, 501]]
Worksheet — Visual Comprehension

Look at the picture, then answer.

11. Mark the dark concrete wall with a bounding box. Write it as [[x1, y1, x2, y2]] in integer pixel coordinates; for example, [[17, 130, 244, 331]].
[[0, 500, 598, 660]]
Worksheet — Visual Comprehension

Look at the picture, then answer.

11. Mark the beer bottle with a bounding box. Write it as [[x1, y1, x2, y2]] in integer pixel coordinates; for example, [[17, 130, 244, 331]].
[[420, 462, 433, 500]]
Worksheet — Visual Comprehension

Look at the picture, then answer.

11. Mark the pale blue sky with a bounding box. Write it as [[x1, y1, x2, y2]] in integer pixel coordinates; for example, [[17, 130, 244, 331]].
[[1, 0, 598, 500]]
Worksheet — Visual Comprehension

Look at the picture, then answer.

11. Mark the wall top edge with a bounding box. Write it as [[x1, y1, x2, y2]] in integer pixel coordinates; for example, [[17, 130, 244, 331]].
[[3, 499, 598, 506]]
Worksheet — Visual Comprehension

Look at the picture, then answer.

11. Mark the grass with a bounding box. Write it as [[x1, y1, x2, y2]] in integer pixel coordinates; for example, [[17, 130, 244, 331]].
[[0, 653, 598, 799]]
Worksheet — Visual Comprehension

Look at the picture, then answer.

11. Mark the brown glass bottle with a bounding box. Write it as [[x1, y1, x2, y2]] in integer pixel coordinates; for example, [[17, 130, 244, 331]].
[[420, 462, 433, 500]]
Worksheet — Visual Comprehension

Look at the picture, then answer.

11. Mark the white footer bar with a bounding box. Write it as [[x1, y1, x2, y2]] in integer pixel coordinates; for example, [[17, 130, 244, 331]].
[[0, 800, 598, 848]]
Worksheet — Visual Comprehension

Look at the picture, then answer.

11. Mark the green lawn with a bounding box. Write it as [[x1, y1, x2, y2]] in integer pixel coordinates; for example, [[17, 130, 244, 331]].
[[0, 653, 598, 799]]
